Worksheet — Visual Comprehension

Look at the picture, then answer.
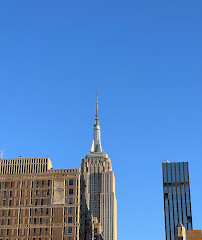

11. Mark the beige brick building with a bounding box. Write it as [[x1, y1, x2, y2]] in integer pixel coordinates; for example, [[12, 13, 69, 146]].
[[0, 157, 81, 240]]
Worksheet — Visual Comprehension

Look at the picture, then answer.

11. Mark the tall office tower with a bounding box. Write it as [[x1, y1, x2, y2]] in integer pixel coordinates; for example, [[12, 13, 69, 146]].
[[0, 157, 82, 240], [162, 162, 193, 240], [175, 222, 186, 240], [81, 96, 117, 240]]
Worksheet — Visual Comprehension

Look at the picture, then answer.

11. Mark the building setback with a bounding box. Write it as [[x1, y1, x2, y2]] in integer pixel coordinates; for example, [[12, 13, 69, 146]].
[[162, 162, 193, 240]]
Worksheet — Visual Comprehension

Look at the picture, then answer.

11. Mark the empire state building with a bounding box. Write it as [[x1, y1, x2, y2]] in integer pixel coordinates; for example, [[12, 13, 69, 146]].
[[81, 96, 117, 240]]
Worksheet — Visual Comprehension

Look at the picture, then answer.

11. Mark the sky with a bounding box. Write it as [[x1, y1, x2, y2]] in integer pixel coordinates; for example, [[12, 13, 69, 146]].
[[0, 1, 202, 239]]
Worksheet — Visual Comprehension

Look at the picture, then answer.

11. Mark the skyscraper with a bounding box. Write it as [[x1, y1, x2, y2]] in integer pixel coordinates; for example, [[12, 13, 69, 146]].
[[81, 95, 117, 240], [162, 162, 193, 240]]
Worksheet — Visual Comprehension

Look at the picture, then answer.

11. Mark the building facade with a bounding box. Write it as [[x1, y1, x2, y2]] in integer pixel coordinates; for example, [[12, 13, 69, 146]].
[[0, 157, 81, 240], [162, 162, 193, 240], [81, 96, 117, 240]]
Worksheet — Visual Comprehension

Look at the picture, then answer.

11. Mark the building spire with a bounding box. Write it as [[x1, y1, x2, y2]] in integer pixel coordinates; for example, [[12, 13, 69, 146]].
[[91, 93, 102, 152], [95, 92, 99, 125]]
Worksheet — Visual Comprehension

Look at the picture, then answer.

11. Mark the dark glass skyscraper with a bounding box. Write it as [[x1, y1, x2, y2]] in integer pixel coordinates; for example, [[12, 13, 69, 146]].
[[162, 162, 193, 240]]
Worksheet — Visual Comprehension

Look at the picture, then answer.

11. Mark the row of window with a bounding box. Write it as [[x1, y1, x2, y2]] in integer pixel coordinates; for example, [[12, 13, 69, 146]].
[[1, 217, 50, 225], [0, 227, 74, 236], [1, 198, 50, 207], [0, 237, 73, 240], [0, 228, 50, 236], [0, 216, 75, 226], [0, 179, 74, 189], [0, 180, 51, 189], [0, 238, 71, 240], [1, 207, 74, 217], [1, 187, 75, 199], [1, 189, 51, 198], [0, 190, 49, 198]]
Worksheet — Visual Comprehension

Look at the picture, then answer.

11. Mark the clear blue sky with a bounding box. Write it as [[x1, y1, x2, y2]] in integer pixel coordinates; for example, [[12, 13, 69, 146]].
[[0, 1, 201, 239]]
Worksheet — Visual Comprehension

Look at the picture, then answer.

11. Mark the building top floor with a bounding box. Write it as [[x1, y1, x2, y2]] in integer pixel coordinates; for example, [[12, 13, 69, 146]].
[[0, 157, 80, 176]]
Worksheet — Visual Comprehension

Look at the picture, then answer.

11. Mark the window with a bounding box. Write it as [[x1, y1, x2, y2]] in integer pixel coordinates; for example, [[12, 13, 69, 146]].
[[47, 189, 50, 196], [69, 179, 73, 186], [46, 208, 49, 215], [46, 218, 48, 224], [34, 209, 37, 215], [9, 191, 12, 197], [41, 199, 43, 205], [39, 228, 42, 235], [8, 210, 10, 216], [68, 207, 73, 214], [48, 180, 50, 186], [35, 199, 37, 206], [42, 180, 44, 187], [36, 190, 38, 196], [68, 217, 72, 223], [7, 219, 10, 225], [3, 191, 6, 197], [40, 218, 42, 224], [46, 199, 49, 205], [34, 218, 36, 224], [36, 181, 38, 187], [68, 227, 72, 234], [4, 182, 7, 188], [3, 200, 6, 207], [42, 190, 44, 196], [9, 200, 11, 206], [68, 237, 72, 240], [1, 220, 4, 225], [40, 208, 43, 215], [6, 229, 9, 235], [68, 198, 73, 204], [69, 189, 73, 195], [2, 210, 4, 217]]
